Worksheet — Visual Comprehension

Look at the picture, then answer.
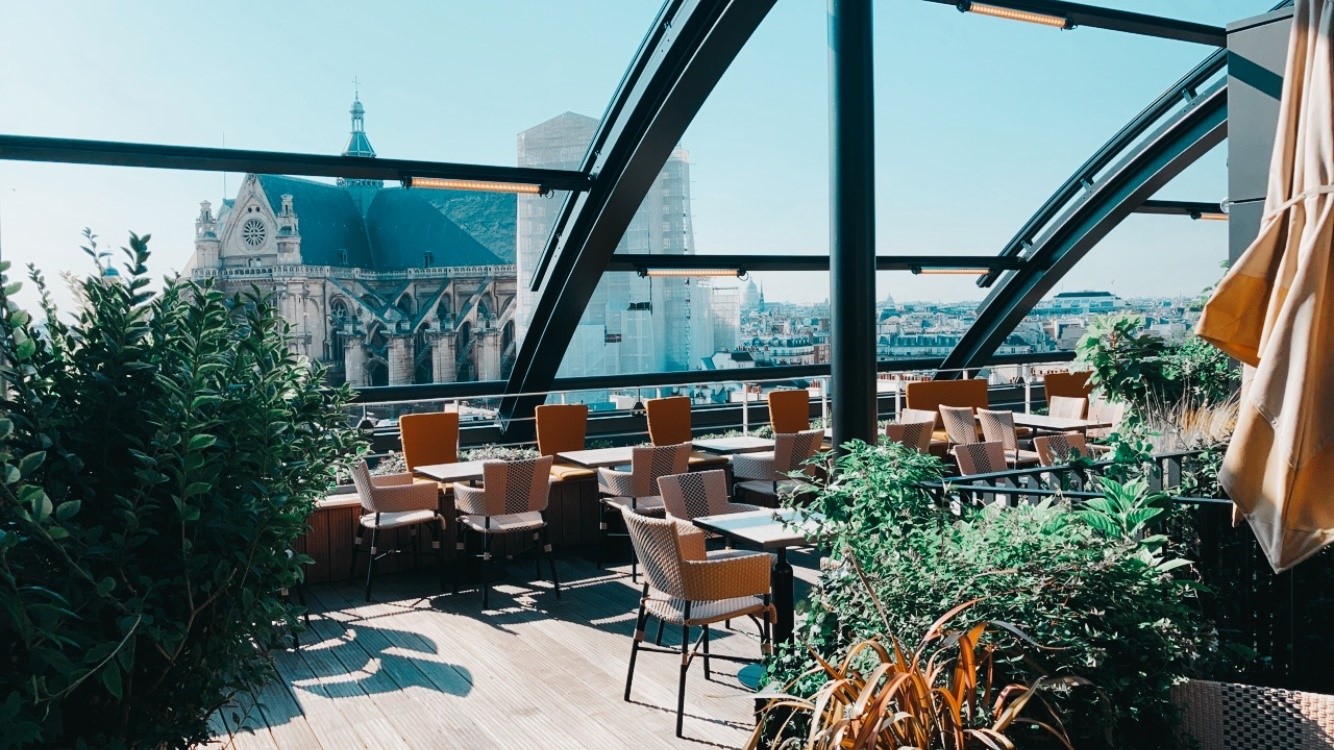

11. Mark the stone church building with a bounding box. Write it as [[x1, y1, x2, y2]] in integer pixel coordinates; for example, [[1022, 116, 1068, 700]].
[[184, 95, 518, 387]]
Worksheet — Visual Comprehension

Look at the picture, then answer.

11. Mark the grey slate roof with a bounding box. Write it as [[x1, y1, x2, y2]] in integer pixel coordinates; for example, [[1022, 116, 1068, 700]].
[[254, 176, 513, 270]]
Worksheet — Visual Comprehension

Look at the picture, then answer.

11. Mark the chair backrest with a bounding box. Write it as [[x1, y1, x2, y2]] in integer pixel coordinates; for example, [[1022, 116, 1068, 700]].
[[535, 403, 588, 455], [886, 418, 934, 452], [954, 441, 1008, 476], [349, 459, 377, 512], [628, 441, 692, 496], [939, 405, 981, 446], [773, 429, 826, 475], [1088, 397, 1126, 427], [767, 389, 811, 433], [399, 411, 459, 470], [976, 408, 1018, 450], [1033, 433, 1088, 467], [658, 470, 729, 520], [1048, 395, 1087, 420], [622, 510, 688, 599], [899, 407, 939, 424], [1044, 370, 1093, 401], [905, 379, 989, 427], [478, 455, 555, 515], [646, 396, 692, 445]]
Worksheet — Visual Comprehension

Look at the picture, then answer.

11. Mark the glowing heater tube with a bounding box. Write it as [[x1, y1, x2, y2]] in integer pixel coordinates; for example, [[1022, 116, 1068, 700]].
[[911, 267, 993, 275], [406, 176, 546, 195], [958, 2, 1071, 30], [637, 267, 746, 278]]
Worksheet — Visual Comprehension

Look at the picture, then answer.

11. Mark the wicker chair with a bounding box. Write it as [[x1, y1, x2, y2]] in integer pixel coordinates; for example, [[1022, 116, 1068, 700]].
[[939, 405, 982, 446], [598, 442, 692, 579], [1087, 397, 1127, 440], [1173, 679, 1334, 750], [732, 429, 825, 503], [452, 455, 559, 609], [658, 470, 763, 523], [621, 509, 773, 738], [1033, 432, 1089, 467], [645, 396, 693, 445], [953, 440, 1009, 476], [977, 409, 1041, 467], [1048, 395, 1088, 420], [885, 416, 936, 453], [348, 459, 446, 601], [536, 403, 595, 482], [767, 389, 811, 433]]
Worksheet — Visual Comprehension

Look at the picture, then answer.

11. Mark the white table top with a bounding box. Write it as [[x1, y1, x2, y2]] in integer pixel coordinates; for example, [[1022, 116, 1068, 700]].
[[556, 446, 637, 468], [413, 459, 489, 483], [1011, 413, 1112, 432], [693, 436, 775, 454], [692, 508, 818, 549]]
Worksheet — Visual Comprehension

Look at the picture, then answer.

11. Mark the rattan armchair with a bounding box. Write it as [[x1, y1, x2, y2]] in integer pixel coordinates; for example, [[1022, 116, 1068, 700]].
[[621, 509, 773, 738], [348, 459, 446, 601], [977, 408, 1041, 467], [452, 455, 559, 609], [885, 416, 936, 452], [1033, 432, 1089, 466], [658, 470, 763, 522], [732, 429, 825, 504], [598, 442, 692, 579]]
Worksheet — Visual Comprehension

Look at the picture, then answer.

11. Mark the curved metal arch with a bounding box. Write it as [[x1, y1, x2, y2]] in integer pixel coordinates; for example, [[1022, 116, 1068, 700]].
[[938, 73, 1228, 374], [498, 0, 777, 435]]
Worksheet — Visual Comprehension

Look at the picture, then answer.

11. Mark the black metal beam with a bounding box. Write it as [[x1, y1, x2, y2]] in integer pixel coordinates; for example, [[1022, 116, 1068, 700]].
[[923, 0, 1227, 47], [498, 0, 778, 438], [938, 79, 1228, 375], [1135, 199, 1225, 217], [829, 0, 878, 450], [601, 253, 1029, 273], [0, 134, 592, 192]]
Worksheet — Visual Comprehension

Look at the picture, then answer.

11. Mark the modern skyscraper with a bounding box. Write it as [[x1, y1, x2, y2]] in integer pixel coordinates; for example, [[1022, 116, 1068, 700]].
[[516, 112, 715, 377]]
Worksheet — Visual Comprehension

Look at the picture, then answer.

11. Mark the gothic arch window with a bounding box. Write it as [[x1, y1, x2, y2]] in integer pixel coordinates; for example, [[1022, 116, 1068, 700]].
[[396, 293, 415, 318], [436, 295, 453, 324]]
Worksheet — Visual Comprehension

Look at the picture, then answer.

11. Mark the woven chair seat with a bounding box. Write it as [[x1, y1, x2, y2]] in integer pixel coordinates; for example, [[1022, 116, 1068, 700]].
[[357, 508, 442, 531], [645, 594, 770, 626], [458, 511, 545, 534], [602, 495, 667, 515], [1173, 679, 1334, 750], [730, 451, 775, 481], [734, 478, 814, 497]]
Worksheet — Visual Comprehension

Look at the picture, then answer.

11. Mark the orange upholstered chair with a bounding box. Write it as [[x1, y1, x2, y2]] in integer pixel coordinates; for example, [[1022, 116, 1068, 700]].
[[1044, 371, 1093, 403], [646, 396, 693, 445], [767, 389, 811, 433], [536, 403, 595, 481], [399, 411, 460, 471], [906, 379, 989, 443]]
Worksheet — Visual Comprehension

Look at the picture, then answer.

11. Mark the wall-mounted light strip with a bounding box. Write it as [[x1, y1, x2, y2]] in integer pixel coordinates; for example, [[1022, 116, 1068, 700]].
[[405, 176, 547, 195], [911, 267, 993, 275], [636, 267, 746, 278], [958, 1, 1071, 30]]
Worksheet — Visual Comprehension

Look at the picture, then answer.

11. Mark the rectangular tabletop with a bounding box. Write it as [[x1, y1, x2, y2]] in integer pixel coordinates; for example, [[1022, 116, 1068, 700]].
[[1011, 413, 1112, 432], [692, 508, 813, 549], [556, 446, 635, 468], [414, 459, 489, 483], [692, 436, 775, 454]]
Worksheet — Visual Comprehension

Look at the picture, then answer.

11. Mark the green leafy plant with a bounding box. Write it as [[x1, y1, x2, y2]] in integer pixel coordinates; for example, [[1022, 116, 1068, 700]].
[[0, 233, 362, 748], [752, 581, 1076, 749], [774, 440, 1220, 749], [1077, 477, 1170, 544]]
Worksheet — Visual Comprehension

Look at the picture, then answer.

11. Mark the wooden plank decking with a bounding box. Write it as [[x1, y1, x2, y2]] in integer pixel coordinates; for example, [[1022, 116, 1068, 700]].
[[209, 550, 818, 749]]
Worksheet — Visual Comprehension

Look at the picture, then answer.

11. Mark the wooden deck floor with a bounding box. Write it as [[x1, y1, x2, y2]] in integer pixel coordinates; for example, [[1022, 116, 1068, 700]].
[[208, 550, 818, 750]]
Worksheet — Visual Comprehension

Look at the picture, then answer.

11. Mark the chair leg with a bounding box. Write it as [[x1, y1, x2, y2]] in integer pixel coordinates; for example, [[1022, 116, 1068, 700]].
[[452, 519, 464, 596], [677, 622, 690, 738], [433, 520, 445, 592], [541, 520, 561, 598], [363, 526, 380, 601], [534, 530, 542, 578], [481, 531, 492, 609], [624, 585, 650, 702], [702, 625, 711, 680], [761, 593, 773, 656], [598, 502, 608, 569], [654, 619, 665, 646]]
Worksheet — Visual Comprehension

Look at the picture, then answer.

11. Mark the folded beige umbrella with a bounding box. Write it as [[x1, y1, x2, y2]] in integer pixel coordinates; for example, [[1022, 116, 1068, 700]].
[[1197, 0, 1334, 572]]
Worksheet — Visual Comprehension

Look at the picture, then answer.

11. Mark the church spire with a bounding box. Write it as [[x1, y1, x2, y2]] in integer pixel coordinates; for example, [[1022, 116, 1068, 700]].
[[343, 80, 376, 158]]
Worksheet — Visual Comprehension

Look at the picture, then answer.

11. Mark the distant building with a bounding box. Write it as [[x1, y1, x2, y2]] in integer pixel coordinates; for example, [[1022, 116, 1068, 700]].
[[515, 112, 717, 378], [1033, 290, 1125, 317], [185, 95, 517, 386]]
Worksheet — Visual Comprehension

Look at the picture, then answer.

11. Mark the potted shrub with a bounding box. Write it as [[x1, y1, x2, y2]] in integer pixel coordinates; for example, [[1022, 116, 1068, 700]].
[[0, 233, 362, 748]]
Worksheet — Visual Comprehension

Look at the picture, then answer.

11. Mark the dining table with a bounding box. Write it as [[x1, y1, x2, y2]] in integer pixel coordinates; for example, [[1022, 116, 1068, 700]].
[[555, 446, 637, 468], [1011, 412, 1113, 434], [412, 459, 490, 484], [692, 436, 775, 455]]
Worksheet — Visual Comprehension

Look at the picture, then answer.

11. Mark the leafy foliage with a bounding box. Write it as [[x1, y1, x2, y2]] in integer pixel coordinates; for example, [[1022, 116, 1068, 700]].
[[0, 233, 362, 748], [1075, 313, 1238, 413], [772, 440, 1220, 750], [751, 598, 1076, 750], [1077, 477, 1170, 544]]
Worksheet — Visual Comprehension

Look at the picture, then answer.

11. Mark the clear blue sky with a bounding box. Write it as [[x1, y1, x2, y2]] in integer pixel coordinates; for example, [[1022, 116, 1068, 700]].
[[0, 1, 1270, 313]]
